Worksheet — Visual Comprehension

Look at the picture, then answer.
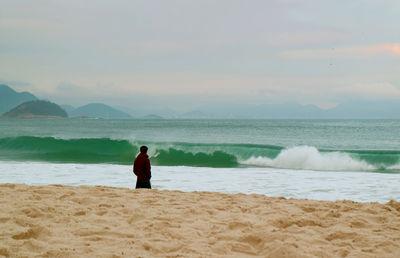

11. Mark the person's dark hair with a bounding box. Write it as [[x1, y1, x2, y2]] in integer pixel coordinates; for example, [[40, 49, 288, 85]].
[[140, 145, 148, 153]]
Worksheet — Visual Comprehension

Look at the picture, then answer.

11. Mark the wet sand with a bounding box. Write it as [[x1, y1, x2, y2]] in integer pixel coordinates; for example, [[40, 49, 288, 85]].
[[1, 183, 400, 257]]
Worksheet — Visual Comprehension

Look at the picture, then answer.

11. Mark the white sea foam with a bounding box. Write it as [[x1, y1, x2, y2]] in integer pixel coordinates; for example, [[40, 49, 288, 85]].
[[388, 163, 400, 170], [241, 146, 375, 171], [1, 161, 399, 203]]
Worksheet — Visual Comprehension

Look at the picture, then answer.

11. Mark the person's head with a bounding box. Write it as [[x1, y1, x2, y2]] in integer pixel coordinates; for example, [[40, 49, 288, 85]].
[[140, 145, 148, 154]]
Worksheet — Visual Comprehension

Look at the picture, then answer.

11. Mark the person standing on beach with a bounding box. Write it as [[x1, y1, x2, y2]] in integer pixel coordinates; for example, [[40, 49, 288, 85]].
[[133, 146, 152, 189]]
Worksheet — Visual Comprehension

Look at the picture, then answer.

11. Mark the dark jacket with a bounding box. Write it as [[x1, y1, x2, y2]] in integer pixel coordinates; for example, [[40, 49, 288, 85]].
[[133, 153, 151, 180]]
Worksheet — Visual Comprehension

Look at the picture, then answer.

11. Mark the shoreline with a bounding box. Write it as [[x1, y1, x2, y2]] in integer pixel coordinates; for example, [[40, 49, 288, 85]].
[[1, 183, 400, 257], [1, 162, 400, 203]]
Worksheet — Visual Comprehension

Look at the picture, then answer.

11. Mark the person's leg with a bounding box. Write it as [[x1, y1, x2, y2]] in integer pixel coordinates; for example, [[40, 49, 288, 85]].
[[143, 180, 151, 189], [136, 180, 144, 189], [136, 180, 151, 189]]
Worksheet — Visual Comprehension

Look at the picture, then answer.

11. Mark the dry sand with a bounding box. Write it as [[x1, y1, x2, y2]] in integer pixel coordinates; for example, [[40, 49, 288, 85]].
[[1, 184, 400, 257]]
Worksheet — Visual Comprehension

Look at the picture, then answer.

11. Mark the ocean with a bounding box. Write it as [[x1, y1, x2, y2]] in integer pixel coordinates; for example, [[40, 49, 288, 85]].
[[1, 119, 399, 202]]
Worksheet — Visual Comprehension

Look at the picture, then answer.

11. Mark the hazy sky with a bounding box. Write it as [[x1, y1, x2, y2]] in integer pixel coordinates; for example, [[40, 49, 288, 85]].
[[1, 0, 399, 110]]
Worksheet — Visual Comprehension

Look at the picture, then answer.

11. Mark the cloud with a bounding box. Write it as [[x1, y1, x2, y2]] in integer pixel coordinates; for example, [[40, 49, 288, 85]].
[[2, 0, 400, 110], [0, 18, 57, 32], [262, 27, 349, 47], [280, 43, 400, 59]]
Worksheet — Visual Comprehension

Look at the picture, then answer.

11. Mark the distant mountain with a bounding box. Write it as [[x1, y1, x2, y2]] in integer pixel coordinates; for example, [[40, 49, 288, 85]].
[[188, 101, 400, 119], [0, 84, 37, 115], [325, 100, 400, 119], [3, 84, 400, 119], [115, 106, 179, 118], [141, 114, 164, 119], [2, 100, 68, 118], [60, 104, 76, 114], [183, 103, 325, 119], [180, 110, 212, 119], [70, 103, 132, 119]]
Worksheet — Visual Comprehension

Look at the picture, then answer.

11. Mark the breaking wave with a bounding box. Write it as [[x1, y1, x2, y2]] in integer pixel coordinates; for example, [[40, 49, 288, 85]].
[[241, 146, 375, 171], [0, 136, 399, 172]]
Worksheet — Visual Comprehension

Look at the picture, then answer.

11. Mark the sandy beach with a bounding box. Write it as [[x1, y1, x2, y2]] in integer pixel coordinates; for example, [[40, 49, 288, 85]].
[[1, 184, 400, 257]]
